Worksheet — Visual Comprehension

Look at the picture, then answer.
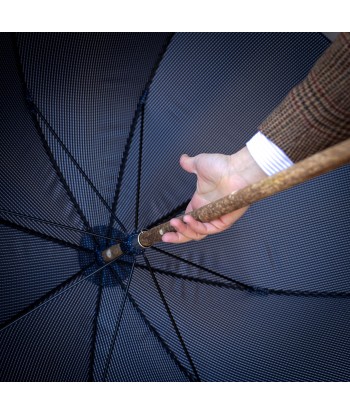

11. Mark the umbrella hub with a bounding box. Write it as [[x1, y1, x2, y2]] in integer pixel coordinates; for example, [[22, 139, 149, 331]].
[[79, 226, 134, 287]]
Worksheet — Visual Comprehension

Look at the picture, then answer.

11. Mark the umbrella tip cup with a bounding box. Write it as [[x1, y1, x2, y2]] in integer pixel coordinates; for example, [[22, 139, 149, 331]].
[[102, 244, 123, 262], [102, 231, 147, 262], [104, 248, 113, 259]]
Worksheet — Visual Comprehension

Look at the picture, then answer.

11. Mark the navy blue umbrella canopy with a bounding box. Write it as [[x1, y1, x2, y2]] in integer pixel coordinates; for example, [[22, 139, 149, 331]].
[[1, 32, 350, 382]]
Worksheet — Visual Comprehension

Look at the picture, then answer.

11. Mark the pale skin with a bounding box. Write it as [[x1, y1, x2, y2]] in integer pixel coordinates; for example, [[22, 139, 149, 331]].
[[162, 146, 267, 244]]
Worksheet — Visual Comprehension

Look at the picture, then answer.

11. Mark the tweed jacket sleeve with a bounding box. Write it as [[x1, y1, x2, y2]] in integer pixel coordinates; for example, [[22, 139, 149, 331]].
[[259, 32, 350, 162]]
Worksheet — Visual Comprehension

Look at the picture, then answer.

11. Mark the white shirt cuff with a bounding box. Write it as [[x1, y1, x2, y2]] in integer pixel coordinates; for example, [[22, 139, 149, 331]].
[[246, 131, 294, 176]]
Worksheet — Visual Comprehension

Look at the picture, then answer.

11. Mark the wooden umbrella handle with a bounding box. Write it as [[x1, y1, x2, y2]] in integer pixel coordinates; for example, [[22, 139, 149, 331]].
[[102, 138, 350, 262]]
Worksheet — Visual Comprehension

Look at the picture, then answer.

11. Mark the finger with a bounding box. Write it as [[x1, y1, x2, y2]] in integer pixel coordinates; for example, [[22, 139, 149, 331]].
[[180, 154, 196, 174], [170, 218, 207, 241], [213, 207, 248, 229], [161, 231, 192, 244], [183, 215, 211, 235], [183, 215, 229, 236], [202, 207, 249, 234], [161, 219, 193, 243]]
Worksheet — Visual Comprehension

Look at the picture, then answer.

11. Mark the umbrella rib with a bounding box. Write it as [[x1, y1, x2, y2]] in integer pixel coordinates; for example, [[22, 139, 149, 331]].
[[145, 199, 191, 230], [0, 259, 121, 332], [151, 248, 350, 298], [143, 253, 201, 382], [0, 218, 93, 253], [133, 261, 239, 289], [0, 208, 121, 244], [0, 261, 95, 332], [109, 267, 195, 381], [152, 246, 242, 285], [33, 105, 127, 233], [134, 103, 145, 230], [102, 260, 136, 381], [106, 33, 175, 239], [0, 208, 85, 234], [106, 97, 144, 238], [88, 274, 103, 382], [12, 34, 98, 245]]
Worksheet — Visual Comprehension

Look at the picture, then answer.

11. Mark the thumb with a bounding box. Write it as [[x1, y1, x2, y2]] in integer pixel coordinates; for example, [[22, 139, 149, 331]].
[[180, 154, 196, 174]]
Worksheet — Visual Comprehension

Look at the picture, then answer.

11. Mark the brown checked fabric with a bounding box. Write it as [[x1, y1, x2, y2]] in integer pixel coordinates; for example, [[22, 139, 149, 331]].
[[260, 32, 350, 162]]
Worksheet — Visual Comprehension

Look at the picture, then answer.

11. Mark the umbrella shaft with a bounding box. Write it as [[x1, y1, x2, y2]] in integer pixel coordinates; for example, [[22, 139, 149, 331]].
[[102, 138, 350, 262]]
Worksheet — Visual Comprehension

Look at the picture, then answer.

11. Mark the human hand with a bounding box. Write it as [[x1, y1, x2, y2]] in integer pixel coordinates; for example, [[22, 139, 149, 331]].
[[162, 146, 267, 243]]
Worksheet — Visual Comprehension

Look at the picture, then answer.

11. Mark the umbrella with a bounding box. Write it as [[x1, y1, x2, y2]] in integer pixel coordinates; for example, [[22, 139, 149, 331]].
[[1, 32, 350, 382]]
